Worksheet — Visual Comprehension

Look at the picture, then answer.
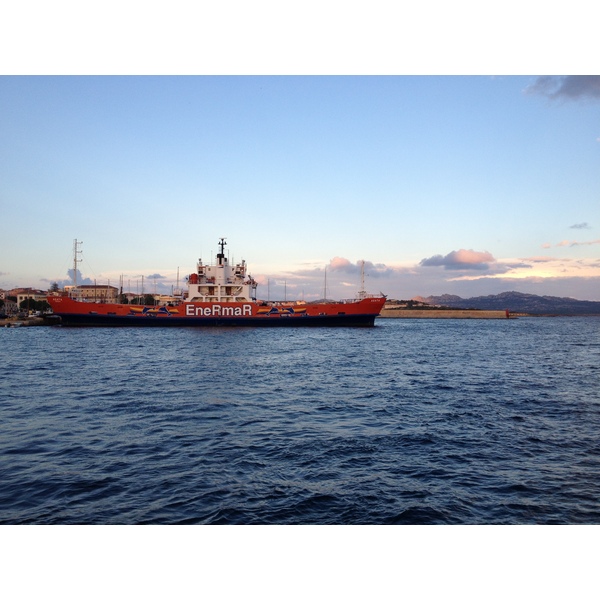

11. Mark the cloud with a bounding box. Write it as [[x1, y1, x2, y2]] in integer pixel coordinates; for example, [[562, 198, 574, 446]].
[[329, 257, 354, 273], [525, 76, 600, 101], [570, 222, 591, 230], [420, 249, 495, 271], [546, 238, 600, 248], [570, 239, 600, 247], [524, 256, 558, 263], [328, 257, 397, 278], [503, 261, 533, 271], [66, 269, 94, 285]]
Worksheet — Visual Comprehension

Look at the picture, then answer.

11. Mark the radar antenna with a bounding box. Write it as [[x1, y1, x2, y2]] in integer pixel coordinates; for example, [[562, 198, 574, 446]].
[[217, 237, 227, 265]]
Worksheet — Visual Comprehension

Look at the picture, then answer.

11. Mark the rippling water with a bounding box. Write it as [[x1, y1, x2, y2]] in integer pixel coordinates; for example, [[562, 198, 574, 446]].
[[1, 317, 599, 524]]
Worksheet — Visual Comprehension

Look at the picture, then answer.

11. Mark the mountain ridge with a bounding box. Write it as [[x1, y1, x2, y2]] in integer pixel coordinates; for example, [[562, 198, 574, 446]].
[[414, 291, 600, 315]]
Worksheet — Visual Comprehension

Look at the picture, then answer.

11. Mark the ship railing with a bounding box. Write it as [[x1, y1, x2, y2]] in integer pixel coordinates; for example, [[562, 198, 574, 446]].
[[341, 293, 386, 303]]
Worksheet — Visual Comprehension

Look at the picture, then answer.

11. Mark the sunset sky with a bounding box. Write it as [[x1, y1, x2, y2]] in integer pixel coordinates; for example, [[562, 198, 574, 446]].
[[1, 10, 599, 302]]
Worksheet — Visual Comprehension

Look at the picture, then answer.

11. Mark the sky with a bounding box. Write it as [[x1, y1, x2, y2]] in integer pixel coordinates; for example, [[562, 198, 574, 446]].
[[1, 74, 599, 301], [1, 2, 599, 303]]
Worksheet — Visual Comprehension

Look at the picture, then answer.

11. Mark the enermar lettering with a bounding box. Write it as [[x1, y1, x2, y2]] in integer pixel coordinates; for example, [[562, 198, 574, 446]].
[[185, 304, 252, 317]]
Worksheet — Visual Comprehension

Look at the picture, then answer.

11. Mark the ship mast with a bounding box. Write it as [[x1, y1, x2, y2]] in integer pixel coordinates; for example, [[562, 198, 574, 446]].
[[217, 237, 227, 265], [174, 266, 181, 298], [358, 259, 366, 299], [361, 260, 365, 294]]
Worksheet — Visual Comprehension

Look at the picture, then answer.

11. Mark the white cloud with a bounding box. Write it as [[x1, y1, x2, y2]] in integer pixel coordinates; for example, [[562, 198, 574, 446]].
[[420, 249, 495, 270]]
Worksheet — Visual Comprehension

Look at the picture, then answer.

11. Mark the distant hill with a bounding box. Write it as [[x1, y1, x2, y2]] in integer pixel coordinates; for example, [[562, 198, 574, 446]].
[[417, 291, 600, 316]]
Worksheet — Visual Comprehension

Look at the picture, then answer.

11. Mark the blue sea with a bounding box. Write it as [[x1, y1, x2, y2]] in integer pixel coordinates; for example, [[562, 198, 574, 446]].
[[1, 317, 600, 525]]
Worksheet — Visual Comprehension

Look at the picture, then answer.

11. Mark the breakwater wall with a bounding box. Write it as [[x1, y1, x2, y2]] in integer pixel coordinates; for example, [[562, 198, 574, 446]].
[[380, 309, 510, 319]]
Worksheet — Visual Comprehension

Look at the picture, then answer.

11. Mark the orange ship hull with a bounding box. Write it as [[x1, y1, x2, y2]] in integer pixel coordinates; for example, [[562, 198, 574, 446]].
[[46, 296, 386, 327]]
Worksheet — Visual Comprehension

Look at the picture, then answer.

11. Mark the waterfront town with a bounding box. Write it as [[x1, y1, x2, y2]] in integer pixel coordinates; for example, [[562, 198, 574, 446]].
[[0, 284, 180, 322]]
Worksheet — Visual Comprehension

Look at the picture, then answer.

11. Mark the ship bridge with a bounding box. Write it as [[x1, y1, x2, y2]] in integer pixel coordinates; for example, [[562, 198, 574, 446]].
[[186, 238, 257, 302]]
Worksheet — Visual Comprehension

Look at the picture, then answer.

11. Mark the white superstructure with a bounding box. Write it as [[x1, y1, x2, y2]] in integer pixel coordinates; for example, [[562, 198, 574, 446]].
[[186, 238, 257, 302]]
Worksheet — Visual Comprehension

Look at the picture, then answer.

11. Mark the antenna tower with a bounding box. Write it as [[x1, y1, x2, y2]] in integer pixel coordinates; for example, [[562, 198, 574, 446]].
[[73, 239, 83, 287]]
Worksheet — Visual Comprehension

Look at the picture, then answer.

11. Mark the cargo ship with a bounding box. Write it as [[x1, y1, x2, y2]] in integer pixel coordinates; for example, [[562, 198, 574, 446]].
[[47, 239, 386, 327]]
